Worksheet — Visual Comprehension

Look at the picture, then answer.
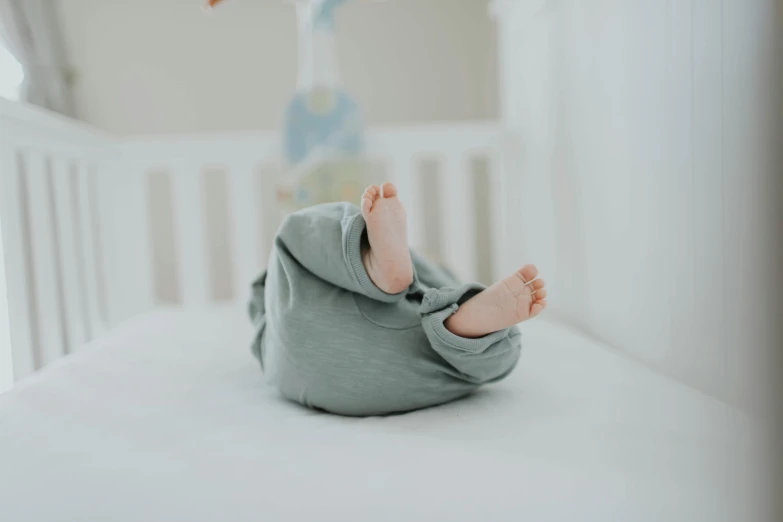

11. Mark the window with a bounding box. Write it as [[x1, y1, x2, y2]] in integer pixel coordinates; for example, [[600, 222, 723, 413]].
[[0, 42, 24, 101]]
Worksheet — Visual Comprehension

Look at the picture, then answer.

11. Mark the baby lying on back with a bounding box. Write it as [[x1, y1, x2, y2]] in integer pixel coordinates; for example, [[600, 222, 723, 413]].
[[248, 182, 547, 416]]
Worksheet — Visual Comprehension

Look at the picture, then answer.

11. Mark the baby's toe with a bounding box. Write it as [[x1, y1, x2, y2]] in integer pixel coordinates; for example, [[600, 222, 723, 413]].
[[361, 195, 373, 214], [380, 182, 398, 198], [517, 264, 538, 284], [530, 301, 546, 318], [363, 185, 380, 201], [361, 185, 380, 214]]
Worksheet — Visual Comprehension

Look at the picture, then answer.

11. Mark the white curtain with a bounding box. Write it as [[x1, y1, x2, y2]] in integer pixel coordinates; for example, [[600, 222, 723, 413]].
[[0, 0, 74, 115]]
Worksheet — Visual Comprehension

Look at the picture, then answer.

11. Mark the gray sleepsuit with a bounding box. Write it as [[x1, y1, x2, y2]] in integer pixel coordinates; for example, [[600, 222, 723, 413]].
[[248, 202, 522, 416]]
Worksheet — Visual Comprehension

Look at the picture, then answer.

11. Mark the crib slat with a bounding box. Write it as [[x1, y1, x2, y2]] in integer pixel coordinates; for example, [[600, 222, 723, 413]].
[[472, 157, 494, 286], [118, 166, 156, 318], [0, 146, 36, 379], [24, 153, 67, 365], [392, 154, 423, 253], [171, 165, 209, 306], [51, 159, 88, 352], [441, 154, 476, 282], [259, 163, 281, 262], [389, 153, 411, 225], [418, 158, 444, 263], [75, 164, 105, 338], [490, 138, 521, 281], [228, 164, 263, 304], [202, 168, 234, 301], [487, 153, 509, 283], [87, 166, 109, 330]]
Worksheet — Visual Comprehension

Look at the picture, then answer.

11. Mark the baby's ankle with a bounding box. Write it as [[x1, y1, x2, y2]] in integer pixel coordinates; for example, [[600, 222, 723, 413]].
[[444, 307, 491, 339]]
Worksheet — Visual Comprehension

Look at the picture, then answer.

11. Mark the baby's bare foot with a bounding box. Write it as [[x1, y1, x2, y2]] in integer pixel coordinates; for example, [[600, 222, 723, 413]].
[[445, 264, 547, 338], [361, 182, 414, 294]]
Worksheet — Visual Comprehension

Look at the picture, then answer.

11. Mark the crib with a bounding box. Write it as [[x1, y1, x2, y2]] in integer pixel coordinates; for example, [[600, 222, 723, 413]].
[[0, 95, 769, 521], [0, 97, 520, 385], [0, 0, 778, 517]]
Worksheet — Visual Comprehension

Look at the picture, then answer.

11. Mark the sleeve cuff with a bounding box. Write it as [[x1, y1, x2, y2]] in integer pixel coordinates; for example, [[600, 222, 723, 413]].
[[420, 284, 517, 352], [342, 212, 416, 303]]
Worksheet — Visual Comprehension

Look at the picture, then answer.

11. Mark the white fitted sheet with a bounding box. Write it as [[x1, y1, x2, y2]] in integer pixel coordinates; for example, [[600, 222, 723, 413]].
[[0, 307, 763, 521]]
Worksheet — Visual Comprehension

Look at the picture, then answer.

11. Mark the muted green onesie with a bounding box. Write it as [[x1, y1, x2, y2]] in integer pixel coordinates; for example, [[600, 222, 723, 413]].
[[248, 203, 522, 416]]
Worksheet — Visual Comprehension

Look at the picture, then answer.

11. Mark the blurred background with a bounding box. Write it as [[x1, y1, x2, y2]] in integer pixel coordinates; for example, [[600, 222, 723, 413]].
[[53, 0, 498, 133], [0, 0, 781, 516]]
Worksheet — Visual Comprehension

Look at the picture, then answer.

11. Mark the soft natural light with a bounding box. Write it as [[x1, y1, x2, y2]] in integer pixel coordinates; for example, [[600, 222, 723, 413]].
[[0, 220, 13, 394], [0, 42, 24, 101], [0, 44, 22, 392]]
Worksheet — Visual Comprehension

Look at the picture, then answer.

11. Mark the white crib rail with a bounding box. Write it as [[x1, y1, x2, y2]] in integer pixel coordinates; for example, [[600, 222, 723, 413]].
[[1, 97, 510, 387], [0, 99, 114, 383], [0, 146, 36, 379], [227, 162, 266, 307], [50, 158, 88, 351], [119, 122, 507, 309]]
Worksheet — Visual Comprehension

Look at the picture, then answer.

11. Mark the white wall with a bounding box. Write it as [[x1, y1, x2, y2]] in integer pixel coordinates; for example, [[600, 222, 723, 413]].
[[58, 0, 498, 135], [496, 0, 782, 413]]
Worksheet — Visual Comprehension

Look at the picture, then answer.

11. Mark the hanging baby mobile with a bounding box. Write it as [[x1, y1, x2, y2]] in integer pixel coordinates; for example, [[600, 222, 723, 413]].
[[207, 0, 375, 213]]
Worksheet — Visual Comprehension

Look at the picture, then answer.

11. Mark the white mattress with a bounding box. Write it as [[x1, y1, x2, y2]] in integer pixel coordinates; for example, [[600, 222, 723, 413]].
[[0, 307, 764, 521]]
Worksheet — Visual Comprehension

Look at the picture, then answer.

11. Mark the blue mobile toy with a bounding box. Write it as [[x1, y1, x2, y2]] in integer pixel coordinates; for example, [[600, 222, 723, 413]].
[[277, 0, 369, 211], [208, 0, 380, 210]]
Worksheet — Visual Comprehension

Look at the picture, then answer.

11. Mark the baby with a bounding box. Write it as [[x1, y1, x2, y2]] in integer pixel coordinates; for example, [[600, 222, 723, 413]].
[[248, 182, 547, 416]]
